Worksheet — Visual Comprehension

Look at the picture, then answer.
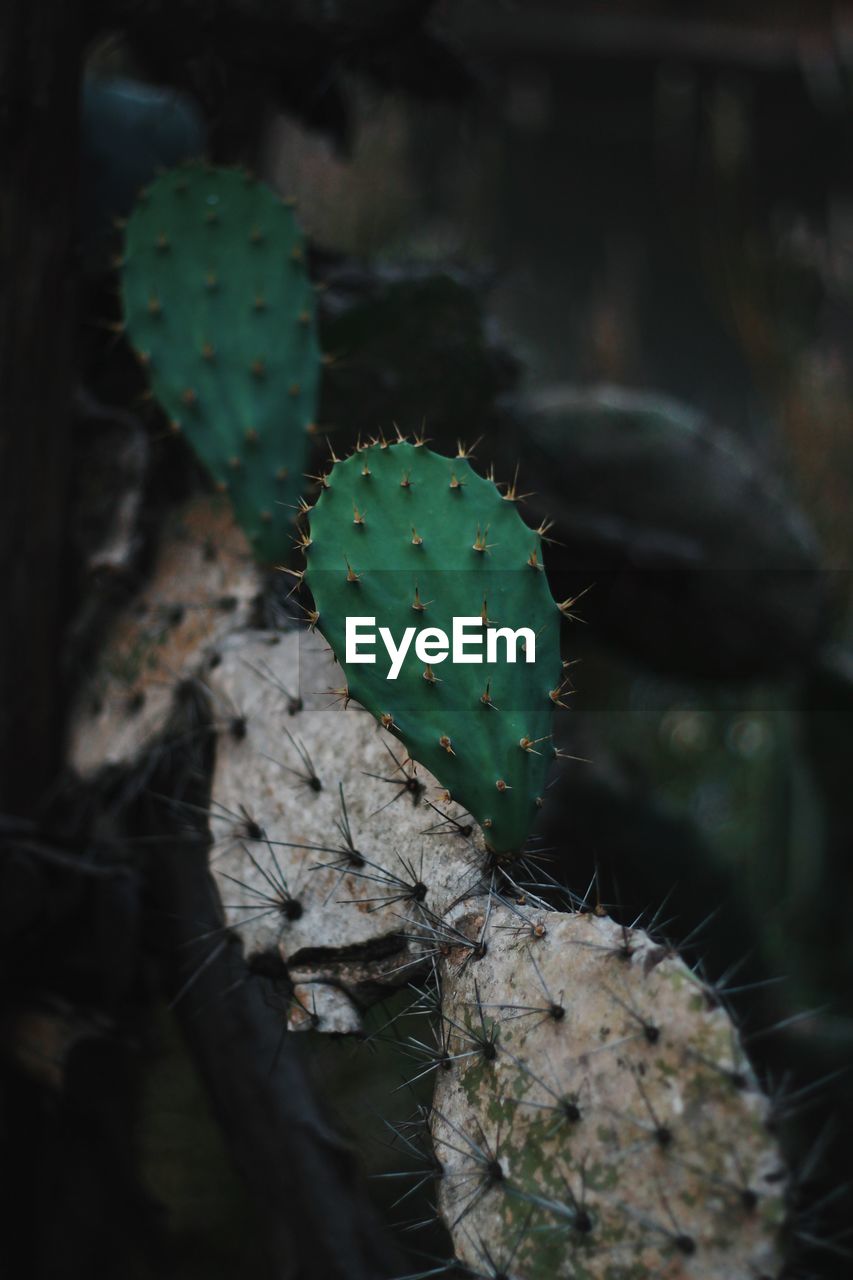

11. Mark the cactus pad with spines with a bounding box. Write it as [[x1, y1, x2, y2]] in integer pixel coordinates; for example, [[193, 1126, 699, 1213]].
[[432, 902, 786, 1279], [304, 440, 563, 853], [122, 164, 320, 563]]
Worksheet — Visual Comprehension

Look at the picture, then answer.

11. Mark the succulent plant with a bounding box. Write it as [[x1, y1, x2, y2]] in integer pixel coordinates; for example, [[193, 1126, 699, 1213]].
[[67, 495, 261, 777], [201, 629, 787, 1278], [121, 163, 321, 564], [431, 903, 786, 1280], [302, 438, 565, 854], [69, 515, 789, 1277]]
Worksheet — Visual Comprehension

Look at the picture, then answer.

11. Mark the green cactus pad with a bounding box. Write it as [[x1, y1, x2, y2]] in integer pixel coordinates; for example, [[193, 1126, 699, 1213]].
[[304, 440, 563, 853], [121, 164, 320, 563]]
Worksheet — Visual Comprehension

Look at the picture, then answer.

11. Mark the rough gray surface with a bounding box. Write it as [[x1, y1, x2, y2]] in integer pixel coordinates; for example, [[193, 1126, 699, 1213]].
[[207, 629, 490, 1027], [69, 496, 260, 775], [431, 903, 786, 1279]]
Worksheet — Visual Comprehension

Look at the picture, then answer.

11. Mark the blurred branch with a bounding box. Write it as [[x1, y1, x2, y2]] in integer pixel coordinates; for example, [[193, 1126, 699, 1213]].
[[0, 0, 83, 813]]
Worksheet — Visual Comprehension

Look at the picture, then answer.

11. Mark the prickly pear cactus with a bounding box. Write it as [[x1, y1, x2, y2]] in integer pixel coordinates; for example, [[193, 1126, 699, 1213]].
[[205, 628, 490, 1030], [431, 903, 786, 1280], [303, 439, 564, 853], [68, 495, 261, 777], [65, 422, 789, 1277], [195, 627, 786, 1276], [121, 164, 321, 563], [69, 552, 789, 1275]]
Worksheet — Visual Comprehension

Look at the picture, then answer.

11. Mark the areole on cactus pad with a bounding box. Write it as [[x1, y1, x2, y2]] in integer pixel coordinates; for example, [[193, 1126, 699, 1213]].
[[302, 439, 565, 853], [121, 163, 321, 564]]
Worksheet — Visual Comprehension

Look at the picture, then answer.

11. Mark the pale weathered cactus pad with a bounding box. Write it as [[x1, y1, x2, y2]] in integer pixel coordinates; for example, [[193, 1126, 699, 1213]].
[[431, 904, 785, 1280]]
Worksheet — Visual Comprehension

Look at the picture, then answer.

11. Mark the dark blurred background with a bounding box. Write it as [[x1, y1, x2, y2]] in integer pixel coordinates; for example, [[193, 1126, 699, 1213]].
[[2, 2, 853, 1277]]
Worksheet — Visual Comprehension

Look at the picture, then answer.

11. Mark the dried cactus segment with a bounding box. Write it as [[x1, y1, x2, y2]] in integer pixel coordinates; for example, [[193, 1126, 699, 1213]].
[[68, 495, 259, 776], [206, 629, 490, 1018], [431, 905, 786, 1280]]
